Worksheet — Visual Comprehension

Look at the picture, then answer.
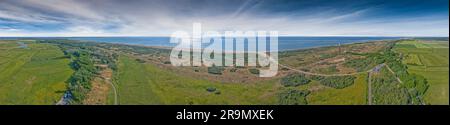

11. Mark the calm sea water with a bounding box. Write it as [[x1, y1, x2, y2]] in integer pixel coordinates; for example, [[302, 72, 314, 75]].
[[1, 37, 404, 51], [68, 37, 403, 51]]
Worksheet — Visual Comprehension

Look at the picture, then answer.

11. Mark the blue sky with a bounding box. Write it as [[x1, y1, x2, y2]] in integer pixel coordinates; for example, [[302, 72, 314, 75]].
[[0, 0, 448, 37]]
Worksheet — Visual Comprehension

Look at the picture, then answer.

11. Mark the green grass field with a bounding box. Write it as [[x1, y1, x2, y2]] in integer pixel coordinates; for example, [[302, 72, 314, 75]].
[[0, 41, 73, 104], [394, 40, 449, 105], [114, 55, 280, 105], [403, 54, 423, 66], [396, 40, 449, 48], [301, 74, 368, 105]]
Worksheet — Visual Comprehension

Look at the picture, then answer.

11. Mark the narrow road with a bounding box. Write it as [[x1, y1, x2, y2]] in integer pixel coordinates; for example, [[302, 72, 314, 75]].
[[384, 63, 403, 83], [278, 63, 371, 77], [99, 68, 118, 105], [105, 77, 118, 105]]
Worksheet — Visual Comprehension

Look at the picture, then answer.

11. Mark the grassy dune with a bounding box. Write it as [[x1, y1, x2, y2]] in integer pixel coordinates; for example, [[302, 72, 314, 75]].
[[0, 41, 73, 104], [394, 40, 449, 105]]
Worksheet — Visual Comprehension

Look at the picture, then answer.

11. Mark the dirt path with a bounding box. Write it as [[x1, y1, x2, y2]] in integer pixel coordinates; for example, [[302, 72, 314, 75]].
[[92, 47, 119, 105], [278, 63, 371, 77], [83, 68, 117, 105], [384, 63, 403, 83], [107, 75, 118, 105]]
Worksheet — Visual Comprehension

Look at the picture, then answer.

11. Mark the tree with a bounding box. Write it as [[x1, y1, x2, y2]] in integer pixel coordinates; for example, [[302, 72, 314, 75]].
[[278, 89, 310, 105], [281, 74, 311, 87], [319, 76, 355, 89]]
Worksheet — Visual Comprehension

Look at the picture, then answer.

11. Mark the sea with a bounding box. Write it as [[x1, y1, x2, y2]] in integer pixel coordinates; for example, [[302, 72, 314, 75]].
[[1, 37, 405, 51]]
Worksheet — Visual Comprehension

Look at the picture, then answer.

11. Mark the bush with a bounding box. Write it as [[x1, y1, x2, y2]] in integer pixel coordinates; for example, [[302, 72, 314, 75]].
[[403, 74, 429, 96], [66, 51, 98, 102], [135, 58, 146, 63], [280, 74, 311, 87], [319, 76, 356, 89], [163, 61, 171, 64], [208, 66, 224, 75], [235, 66, 245, 68], [248, 68, 260, 75], [206, 87, 216, 92], [278, 89, 310, 105], [309, 75, 325, 81], [371, 68, 410, 104]]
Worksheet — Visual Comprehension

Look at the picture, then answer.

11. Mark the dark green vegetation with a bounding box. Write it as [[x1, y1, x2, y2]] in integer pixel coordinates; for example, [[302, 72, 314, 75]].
[[248, 68, 260, 75], [207, 66, 224, 75], [64, 50, 97, 103], [371, 67, 410, 104], [280, 74, 311, 87], [344, 54, 384, 72], [278, 89, 310, 105], [319, 76, 356, 89], [378, 47, 429, 105]]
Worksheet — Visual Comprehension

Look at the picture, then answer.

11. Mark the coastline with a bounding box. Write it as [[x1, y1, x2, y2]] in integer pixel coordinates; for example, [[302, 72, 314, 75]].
[[0, 37, 432, 52]]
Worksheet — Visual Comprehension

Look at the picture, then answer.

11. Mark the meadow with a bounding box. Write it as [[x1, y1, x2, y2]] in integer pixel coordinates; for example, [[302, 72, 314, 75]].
[[113, 55, 280, 105], [302, 74, 368, 105], [394, 40, 449, 105], [0, 41, 73, 104]]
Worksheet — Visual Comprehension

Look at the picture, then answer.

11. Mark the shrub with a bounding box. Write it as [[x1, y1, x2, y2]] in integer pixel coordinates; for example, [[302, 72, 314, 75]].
[[163, 61, 171, 64], [281, 74, 311, 87], [235, 66, 245, 68], [135, 58, 146, 63], [309, 75, 325, 81], [319, 76, 356, 89], [278, 89, 310, 105], [207, 66, 224, 75], [206, 87, 216, 92], [248, 68, 260, 75]]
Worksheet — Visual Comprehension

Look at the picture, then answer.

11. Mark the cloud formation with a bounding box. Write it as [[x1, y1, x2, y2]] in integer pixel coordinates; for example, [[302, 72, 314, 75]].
[[0, 0, 448, 37]]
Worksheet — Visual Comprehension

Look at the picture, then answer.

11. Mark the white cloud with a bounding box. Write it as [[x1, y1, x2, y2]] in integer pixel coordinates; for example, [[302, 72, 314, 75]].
[[0, 0, 448, 37], [18, 0, 105, 21]]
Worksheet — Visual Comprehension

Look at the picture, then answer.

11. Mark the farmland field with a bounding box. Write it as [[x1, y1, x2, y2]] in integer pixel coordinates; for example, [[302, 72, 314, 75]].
[[394, 40, 449, 105], [0, 41, 73, 104]]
